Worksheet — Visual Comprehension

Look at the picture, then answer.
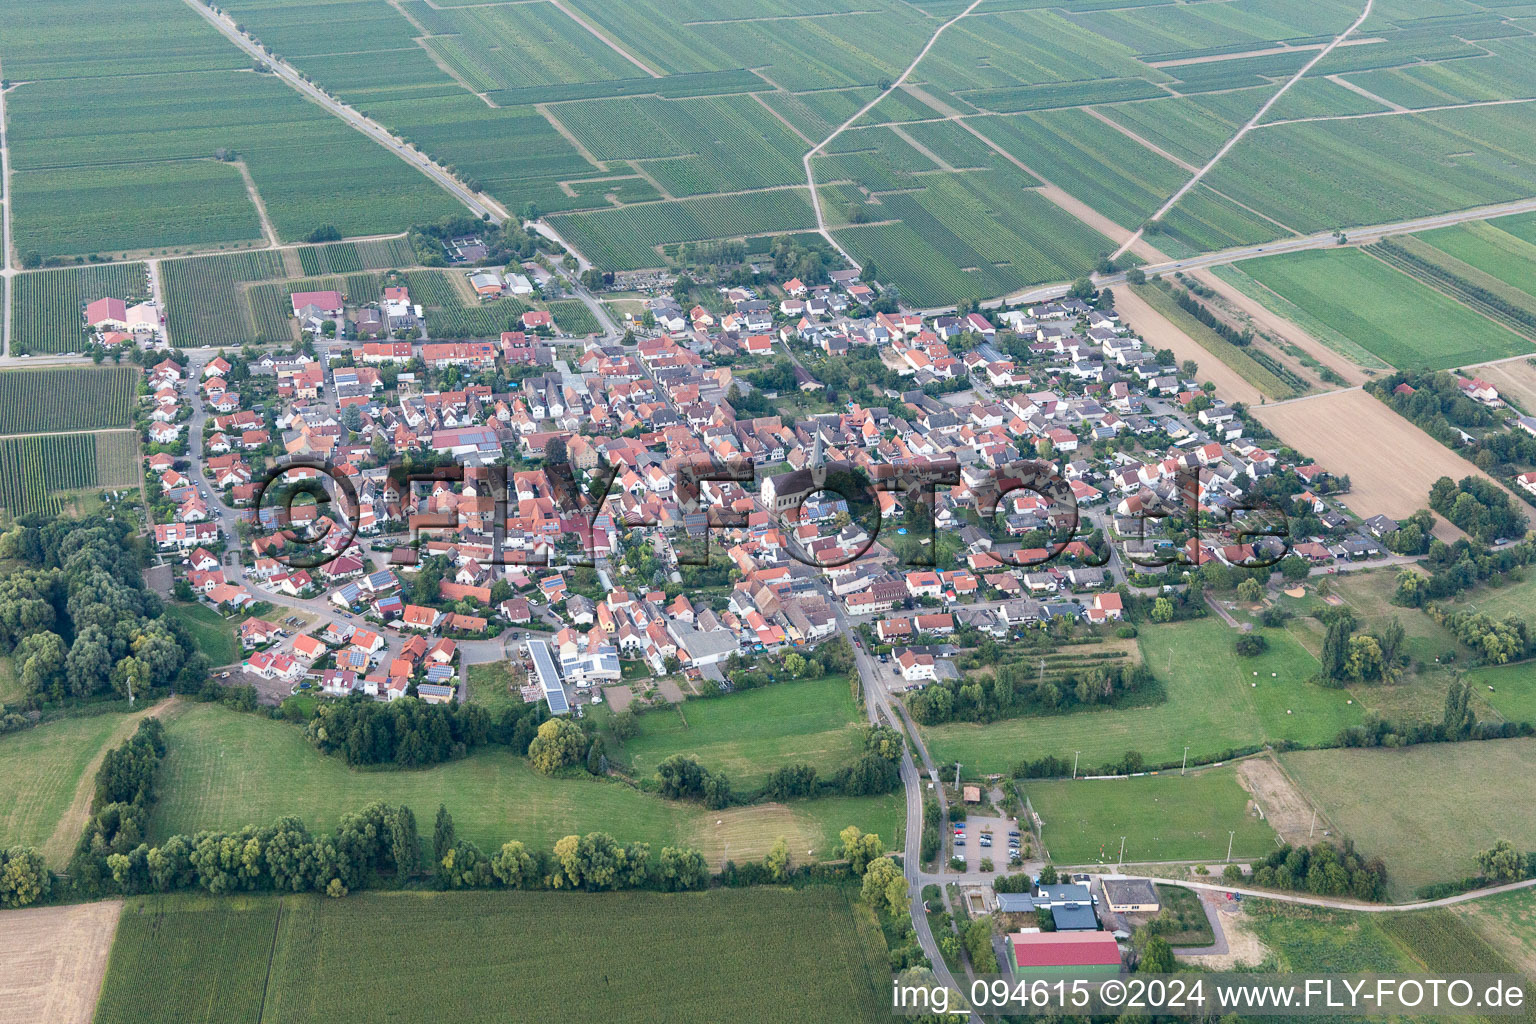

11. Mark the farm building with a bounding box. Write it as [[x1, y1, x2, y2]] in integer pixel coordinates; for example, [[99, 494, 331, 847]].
[[1008, 932, 1121, 976], [1101, 878, 1160, 915]]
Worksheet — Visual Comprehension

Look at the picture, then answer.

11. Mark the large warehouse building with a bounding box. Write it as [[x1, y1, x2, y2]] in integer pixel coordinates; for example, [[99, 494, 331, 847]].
[[1007, 932, 1122, 976]]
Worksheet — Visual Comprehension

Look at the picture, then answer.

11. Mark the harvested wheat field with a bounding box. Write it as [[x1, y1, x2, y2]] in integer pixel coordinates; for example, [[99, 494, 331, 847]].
[[0, 900, 121, 1024], [1473, 359, 1536, 413], [1256, 389, 1497, 525]]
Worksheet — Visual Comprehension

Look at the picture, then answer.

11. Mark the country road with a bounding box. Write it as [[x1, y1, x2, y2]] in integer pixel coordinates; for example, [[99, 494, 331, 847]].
[[918, 193, 1536, 318], [1, 65, 16, 358], [180, 0, 510, 226], [1162, 875, 1536, 913]]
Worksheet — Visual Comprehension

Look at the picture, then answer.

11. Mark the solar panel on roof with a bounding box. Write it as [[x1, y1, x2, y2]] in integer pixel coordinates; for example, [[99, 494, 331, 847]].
[[528, 640, 569, 715]]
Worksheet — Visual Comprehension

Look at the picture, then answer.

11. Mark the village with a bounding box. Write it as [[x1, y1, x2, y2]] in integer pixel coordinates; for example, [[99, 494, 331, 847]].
[[94, 251, 1465, 724]]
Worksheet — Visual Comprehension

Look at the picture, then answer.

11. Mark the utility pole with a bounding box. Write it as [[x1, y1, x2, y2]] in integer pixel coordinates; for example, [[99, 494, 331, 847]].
[[954, 762, 962, 789], [1181, 746, 1189, 775], [1309, 809, 1317, 838], [1072, 751, 1079, 779], [1226, 831, 1235, 863], [1118, 836, 1126, 867]]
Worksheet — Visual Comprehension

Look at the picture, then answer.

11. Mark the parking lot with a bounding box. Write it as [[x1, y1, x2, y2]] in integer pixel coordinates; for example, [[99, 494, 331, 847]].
[[949, 812, 1024, 872]]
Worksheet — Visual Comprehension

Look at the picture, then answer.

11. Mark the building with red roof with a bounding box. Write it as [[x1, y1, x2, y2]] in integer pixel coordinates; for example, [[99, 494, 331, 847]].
[[1008, 932, 1121, 975]]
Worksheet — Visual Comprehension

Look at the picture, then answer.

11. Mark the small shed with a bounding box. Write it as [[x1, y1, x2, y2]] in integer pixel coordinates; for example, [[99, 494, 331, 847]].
[[962, 785, 981, 804]]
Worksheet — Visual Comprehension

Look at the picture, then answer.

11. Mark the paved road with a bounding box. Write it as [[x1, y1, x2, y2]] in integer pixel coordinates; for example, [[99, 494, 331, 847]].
[[180, 0, 508, 225], [833, 599, 969, 1004]]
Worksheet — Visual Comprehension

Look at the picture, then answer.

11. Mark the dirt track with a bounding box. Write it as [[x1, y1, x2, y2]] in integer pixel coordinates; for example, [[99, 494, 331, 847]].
[[40, 699, 182, 868], [1237, 756, 1319, 846], [0, 900, 121, 1024], [1255, 389, 1496, 522]]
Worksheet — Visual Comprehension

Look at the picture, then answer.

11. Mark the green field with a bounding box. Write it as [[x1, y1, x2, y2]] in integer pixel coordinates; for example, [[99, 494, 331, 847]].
[[1273, 570, 1472, 723], [97, 887, 892, 1024], [164, 603, 240, 668], [0, 367, 140, 434], [1198, 105, 1536, 238], [614, 674, 866, 789], [1238, 248, 1534, 370], [1459, 888, 1536, 981], [0, 711, 143, 850], [150, 703, 902, 865], [923, 617, 1360, 777], [0, 430, 139, 518], [10, 262, 150, 354], [1023, 767, 1278, 865], [1282, 738, 1536, 897], [1411, 220, 1536, 307]]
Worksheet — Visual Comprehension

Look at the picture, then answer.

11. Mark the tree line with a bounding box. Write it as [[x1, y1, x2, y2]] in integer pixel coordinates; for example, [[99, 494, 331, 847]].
[[0, 516, 205, 707]]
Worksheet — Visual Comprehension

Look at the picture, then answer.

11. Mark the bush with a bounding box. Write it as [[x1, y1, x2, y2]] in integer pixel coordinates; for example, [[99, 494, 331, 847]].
[[1235, 634, 1269, 657]]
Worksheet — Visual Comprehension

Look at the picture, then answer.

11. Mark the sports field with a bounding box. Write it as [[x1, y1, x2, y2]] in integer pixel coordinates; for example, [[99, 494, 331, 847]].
[[921, 616, 1360, 777], [1238, 249, 1534, 370], [95, 887, 892, 1024], [149, 703, 902, 864], [615, 673, 867, 788], [1023, 767, 1278, 866], [1282, 738, 1536, 897]]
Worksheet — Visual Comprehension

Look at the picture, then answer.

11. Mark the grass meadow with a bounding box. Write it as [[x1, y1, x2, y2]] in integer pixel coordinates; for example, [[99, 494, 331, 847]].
[[613, 673, 867, 789], [1281, 738, 1536, 897], [1023, 767, 1278, 865], [149, 703, 902, 865], [921, 616, 1361, 777], [1238, 248, 1534, 370], [0, 711, 137, 850], [96, 887, 892, 1024], [163, 603, 241, 668]]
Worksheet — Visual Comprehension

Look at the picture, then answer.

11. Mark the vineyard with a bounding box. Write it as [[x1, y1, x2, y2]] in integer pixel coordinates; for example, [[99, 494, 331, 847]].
[[547, 300, 601, 337], [549, 190, 818, 271], [297, 237, 415, 276], [0, 367, 140, 434], [162, 250, 287, 348], [11, 262, 149, 354], [1200, 106, 1536, 236], [836, 166, 1115, 307], [0, 430, 139, 518], [401, 271, 531, 339], [978, 108, 1188, 228]]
